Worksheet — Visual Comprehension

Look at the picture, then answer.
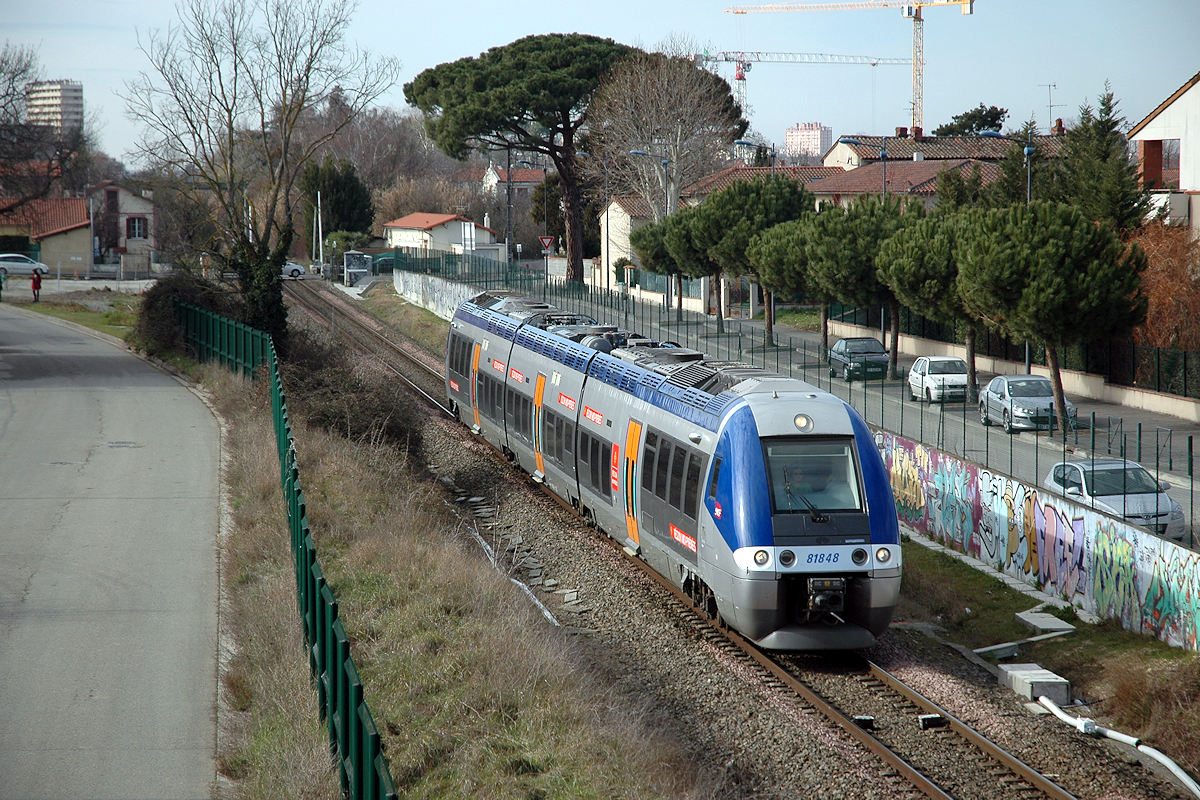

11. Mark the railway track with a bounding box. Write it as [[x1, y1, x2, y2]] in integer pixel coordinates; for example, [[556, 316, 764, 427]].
[[278, 279, 1144, 800]]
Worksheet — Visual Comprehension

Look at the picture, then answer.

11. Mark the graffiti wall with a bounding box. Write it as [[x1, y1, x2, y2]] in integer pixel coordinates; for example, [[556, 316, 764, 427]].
[[880, 432, 1200, 652]]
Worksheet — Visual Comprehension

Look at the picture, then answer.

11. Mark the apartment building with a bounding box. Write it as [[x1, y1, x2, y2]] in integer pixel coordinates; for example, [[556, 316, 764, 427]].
[[24, 80, 84, 131]]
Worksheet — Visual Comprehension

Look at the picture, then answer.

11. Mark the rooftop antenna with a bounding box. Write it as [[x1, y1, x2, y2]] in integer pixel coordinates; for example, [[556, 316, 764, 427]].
[[1040, 82, 1062, 130]]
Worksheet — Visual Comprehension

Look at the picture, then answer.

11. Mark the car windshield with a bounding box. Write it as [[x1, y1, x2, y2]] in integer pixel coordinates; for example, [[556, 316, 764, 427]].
[[1085, 466, 1161, 496], [846, 340, 885, 354], [929, 359, 966, 375], [1008, 379, 1052, 397], [763, 438, 862, 513]]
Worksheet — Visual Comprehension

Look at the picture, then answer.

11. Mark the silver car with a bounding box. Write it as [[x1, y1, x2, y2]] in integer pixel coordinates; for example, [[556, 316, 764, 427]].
[[1043, 459, 1186, 542], [282, 261, 306, 278], [0, 253, 50, 276], [979, 375, 1076, 433], [908, 356, 968, 403]]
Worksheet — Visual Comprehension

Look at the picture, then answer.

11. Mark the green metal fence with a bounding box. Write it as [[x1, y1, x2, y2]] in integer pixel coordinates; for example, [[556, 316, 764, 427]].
[[179, 301, 397, 799]]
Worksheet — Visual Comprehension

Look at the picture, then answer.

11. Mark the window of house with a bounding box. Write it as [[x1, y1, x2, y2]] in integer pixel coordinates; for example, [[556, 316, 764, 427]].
[[126, 217, 147, 240]]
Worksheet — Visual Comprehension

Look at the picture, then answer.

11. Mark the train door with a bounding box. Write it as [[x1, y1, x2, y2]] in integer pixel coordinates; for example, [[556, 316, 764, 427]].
[[470, 342, 482, 430], [533, 373, 547, 478], [622, 419, 643, 551]]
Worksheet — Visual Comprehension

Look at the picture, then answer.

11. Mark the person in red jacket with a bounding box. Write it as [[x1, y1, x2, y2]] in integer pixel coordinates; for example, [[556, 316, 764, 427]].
[[31, 270, 41, 302]]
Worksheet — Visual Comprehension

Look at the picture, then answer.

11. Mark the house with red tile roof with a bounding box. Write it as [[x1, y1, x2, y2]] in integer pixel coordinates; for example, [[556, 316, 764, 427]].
[[1128, 69, 1200, 234], [679, 165, 841, 205], [823, 126, 1065, 171], [381, 212, 499, 258], [0, 196, 89, 271], [807, 158, 1000, 209]]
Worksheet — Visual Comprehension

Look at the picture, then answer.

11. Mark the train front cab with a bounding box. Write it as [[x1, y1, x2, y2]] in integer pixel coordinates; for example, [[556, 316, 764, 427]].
[[700, 393, 902, 650]]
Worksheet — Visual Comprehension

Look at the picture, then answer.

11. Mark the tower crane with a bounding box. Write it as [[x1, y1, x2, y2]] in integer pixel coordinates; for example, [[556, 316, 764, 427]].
[[696, 50, 910, 114], [726, 1, 975, 132]]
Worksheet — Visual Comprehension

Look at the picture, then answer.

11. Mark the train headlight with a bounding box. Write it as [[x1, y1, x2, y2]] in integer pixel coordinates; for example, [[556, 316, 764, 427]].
[[793, 414, 814, 432], [875, 547, 892, 564], [852, 548, 868, 566], [753, 549, 770, 567], [779, 550, 795, 567]]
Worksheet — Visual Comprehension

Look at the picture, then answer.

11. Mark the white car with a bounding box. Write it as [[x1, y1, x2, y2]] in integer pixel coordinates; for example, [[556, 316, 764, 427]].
[[0, 253, 50, 276], [1043, 459, 1186, 542], [908, 356, 969, 403], [282, 262, 305, 278]]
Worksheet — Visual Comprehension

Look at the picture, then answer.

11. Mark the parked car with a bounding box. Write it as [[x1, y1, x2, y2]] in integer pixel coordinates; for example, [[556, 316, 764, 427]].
[[282, 262, 305, 278], [1043, 459, 1186, 542], [979, 375, 1076, 432], [908, 356, 969, 403], [0, 253, 50, 276], [828, 337, 889, 382]]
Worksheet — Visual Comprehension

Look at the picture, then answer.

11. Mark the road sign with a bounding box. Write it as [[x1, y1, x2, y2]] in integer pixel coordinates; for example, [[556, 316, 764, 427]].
[[539, 236, 555, 251]]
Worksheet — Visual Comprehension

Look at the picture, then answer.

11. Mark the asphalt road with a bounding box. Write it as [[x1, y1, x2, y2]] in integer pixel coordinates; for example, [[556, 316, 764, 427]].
[[0, 305, 218, 799]]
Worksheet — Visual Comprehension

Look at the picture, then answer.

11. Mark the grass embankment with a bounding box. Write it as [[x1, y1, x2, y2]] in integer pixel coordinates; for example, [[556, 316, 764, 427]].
[[214, 321, 696, 799], [12, 288, 141, 338]]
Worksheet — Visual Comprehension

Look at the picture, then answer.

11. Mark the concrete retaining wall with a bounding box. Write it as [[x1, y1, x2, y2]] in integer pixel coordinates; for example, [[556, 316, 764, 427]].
[[881, 431, 1199, 652], [392, 271, 480, 322]]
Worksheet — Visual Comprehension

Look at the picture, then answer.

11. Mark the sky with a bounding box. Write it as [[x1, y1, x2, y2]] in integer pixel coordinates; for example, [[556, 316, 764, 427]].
[[5, 0, 1199, 165]]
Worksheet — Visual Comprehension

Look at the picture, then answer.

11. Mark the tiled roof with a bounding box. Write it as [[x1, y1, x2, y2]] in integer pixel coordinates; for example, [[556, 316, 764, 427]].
[[0, 196, 88, 239], [494, 167, 548, 184], [832, 134, 1064, 164], [682, 165, 841, 199], [382, 211, 497, 235], [808, 159, 1000, 198], [611, 195, 656, 219], [449, 167, 487, 183]]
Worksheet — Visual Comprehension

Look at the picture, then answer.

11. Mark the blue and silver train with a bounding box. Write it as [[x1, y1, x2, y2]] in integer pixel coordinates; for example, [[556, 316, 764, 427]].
[[446, 291, 901, 650]]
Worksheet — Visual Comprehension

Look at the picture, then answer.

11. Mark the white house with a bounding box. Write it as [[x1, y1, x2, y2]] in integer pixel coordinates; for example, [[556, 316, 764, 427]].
[[381, 212, 499, 258], [84, 181, 156, 267], [1128, 69, 1200, 234]]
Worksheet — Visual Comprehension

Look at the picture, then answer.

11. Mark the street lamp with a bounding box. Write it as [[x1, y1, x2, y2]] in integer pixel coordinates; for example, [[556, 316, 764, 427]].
[[630, 148, 675, 312], [981, 129, 1037, 373]]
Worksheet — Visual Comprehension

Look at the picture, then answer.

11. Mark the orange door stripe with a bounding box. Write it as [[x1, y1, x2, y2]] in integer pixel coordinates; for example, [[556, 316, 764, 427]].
[[470, 343, 481, 428], [623, 420, 642, 546], [533, 374, 546, 473]]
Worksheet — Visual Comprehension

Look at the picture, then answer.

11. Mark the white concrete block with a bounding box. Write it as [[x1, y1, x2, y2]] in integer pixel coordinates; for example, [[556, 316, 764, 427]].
[[998, 663, 1071, 706]]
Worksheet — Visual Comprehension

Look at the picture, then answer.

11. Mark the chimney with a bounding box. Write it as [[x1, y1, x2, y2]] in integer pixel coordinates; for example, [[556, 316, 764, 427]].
[[911, 126, 923, 141], [895, 126, 909, 138], [1052, 118, 1065, 136]]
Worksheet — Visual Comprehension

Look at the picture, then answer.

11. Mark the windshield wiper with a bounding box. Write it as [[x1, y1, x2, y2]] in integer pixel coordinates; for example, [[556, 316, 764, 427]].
[[783, 470, 829, 523]]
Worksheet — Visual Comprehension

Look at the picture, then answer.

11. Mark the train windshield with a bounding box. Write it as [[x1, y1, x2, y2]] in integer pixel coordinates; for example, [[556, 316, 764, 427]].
[[763, 438, 863, 513]]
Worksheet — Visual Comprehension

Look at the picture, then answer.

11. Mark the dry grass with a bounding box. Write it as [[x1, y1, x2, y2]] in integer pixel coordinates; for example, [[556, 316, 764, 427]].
[[205, 324, 702, 799]]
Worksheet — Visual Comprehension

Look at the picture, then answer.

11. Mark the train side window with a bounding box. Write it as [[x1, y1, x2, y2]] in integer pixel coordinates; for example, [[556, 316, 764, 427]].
[[563, 421, 574, 458], [642, 432, 658, 491], [708, 457, 722, 499], [684, 453, 703, 520], [654, 437, 671, 500], [669, 445, 686, 509]]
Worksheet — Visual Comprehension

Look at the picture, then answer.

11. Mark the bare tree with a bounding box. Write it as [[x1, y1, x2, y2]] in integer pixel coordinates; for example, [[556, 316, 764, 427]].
[[0, 42, 90, 215], [123, 0, 397, 343], [585, 43, 747, 224]]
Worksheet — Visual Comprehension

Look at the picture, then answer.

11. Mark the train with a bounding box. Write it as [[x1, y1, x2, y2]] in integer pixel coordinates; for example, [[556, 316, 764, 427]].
[[445, 290, 902, 650]]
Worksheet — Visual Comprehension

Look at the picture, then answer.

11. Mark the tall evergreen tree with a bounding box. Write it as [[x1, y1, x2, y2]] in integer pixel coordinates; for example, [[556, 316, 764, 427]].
[[405, 34, 634, 282], [878, 212, 982, 399], [1048, 86, 1149, 236], [806, 195, 924, 377], [691, 174, 815, 344], [957, 201, 1147, 431], [300, 156, 374, 248]]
